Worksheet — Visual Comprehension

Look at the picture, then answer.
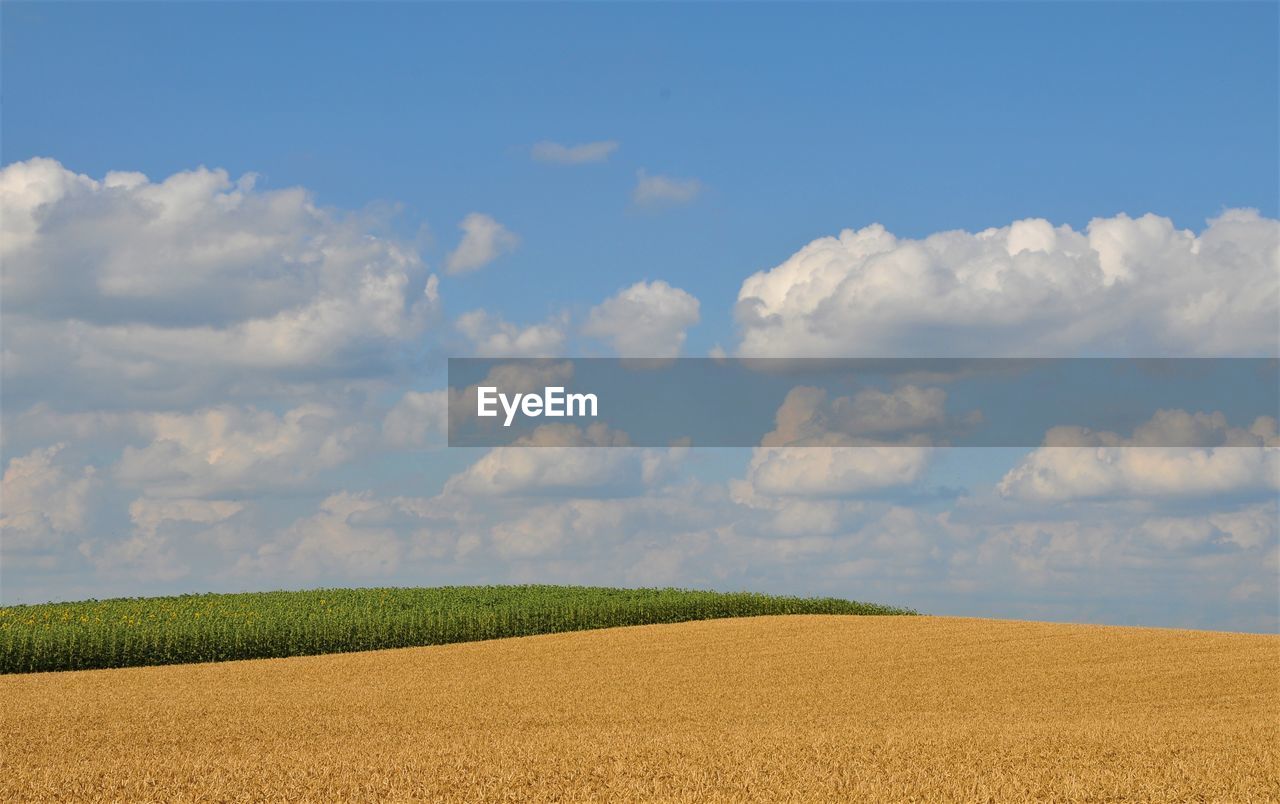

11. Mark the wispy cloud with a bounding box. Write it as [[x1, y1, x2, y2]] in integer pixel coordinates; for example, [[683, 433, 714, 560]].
[[530, 140, 619, 165], [445, 213, 519, 275], [632, 169, 702, 208]]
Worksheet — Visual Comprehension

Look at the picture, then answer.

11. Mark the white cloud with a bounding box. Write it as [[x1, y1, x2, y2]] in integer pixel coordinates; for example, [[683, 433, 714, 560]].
[[1040, 411, 1280, 448], [729, 385, 943, 510], [735, 210, 1279, 357], [79, 497, 245, 583], [444, 212, 519, 274], [1139, 506, 1275, 552], [114, 404, 369, 498], [489, 504, 577, 559], [456, 309, 568, 357], [1, 157, 437, 334], [530, 140, 619, 165], [236, 492, 405, 578], [998, 412, 1280, 502], [948, 501, 1277, 616], [233, 488, 721, 589], [1, 158, 440, 407], [0, 444, 96, 550], [382, 390, 448, 449], [761, 385, 959, 447], [479, 496, 709, 571], [127, 497, 245, 538], [733, 447, 934, 503], [583, 280, 700, 357], [632, 169, 702, 207], [441, 423, 682, 497]]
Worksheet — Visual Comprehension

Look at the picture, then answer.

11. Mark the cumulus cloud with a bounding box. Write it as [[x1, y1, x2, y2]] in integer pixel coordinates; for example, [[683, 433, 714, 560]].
[[998, 411, 1280, 502], [444, 212, 519, 274], [442, 423, 683, 497], [382, 390, 448, 448], [761, 385, 972, 447], [947, 501, 1277, 623], [0, 444, 96, 551], [583, 280, 700, 357], [1, 158, 440, 408], [530, 140, 619, 165], [632, 170, 702, 207], [1039, 410, 1280, 449], [0, 156, 437, 331], [456, 309, 568, 357], [235, 492, 406, 578], [127, 497, 245, 538], [728, 385, 944, 512], [733, 447, 934, 503], [1138, 506, 1275, 552], [735, 210, 1279, 357], [79, 497, 245, 583], [230, 487, 723, 589], [484, 497, 707, 565], [114, 404, 369, 498]]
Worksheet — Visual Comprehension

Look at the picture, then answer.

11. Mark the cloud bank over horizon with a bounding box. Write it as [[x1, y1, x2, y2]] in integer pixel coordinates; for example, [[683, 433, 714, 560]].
[[2, 157, 1276, 632]]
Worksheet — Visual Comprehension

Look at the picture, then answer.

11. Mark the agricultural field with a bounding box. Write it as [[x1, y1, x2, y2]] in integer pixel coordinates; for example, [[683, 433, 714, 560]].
[[0, 585, 909, 673], [2, 615, 1275, 802]]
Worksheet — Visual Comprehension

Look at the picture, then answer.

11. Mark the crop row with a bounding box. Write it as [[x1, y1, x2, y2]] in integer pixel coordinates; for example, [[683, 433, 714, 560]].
[[0, 585, 913, 673]]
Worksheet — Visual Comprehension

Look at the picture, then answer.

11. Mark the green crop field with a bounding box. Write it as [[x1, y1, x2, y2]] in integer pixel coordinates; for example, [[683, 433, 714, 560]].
[[0, 585, 912, 674]]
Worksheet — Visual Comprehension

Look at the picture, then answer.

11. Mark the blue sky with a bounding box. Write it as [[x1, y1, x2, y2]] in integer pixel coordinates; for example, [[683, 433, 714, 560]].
[[6, 2, 1277, 352], [2, 2, 1278, 630]]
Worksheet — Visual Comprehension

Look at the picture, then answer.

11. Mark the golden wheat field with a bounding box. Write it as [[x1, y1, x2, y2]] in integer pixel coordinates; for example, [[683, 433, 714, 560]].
[[1, 615, 1277, 803]]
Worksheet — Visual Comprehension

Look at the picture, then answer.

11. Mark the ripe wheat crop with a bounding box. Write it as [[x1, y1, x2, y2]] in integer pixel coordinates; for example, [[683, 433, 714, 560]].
[[0, 585, 909, 673], [1, 615, 1274, 802]]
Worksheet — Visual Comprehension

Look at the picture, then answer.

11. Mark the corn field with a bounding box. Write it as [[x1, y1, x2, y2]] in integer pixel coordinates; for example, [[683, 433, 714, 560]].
[[0, 585, 911, 674]]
